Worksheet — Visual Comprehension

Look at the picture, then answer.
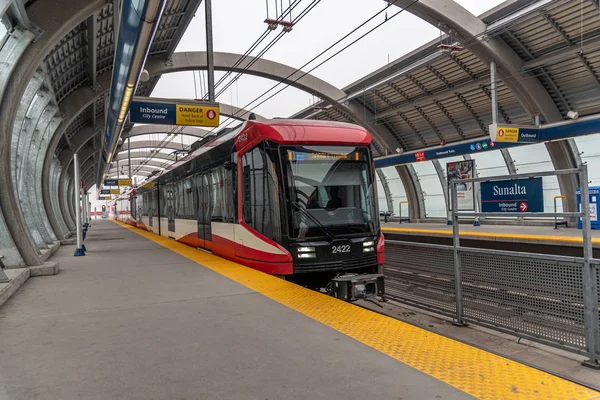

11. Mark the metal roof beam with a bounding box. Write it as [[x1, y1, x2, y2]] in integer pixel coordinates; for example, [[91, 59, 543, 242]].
[[373, 76, 488, 120], [87, 13, 98, 90], [391, 0, 562, 122], [6, 0, 32, 31], [523, 36, 600, 71], [578, 53, 600, 89], [485, 0, 554, 34], [121, 125, 212, 139], [164, 0, 203, 58], [117, 140, 190, 152], [144, 50, 404, 154]]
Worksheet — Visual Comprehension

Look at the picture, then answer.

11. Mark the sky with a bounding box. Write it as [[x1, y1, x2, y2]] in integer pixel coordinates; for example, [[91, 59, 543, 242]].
[[89, 0, 505, 210]]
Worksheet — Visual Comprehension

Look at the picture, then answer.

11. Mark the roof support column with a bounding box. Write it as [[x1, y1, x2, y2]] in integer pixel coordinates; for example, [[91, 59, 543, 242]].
[[50, 158, 70, 238], [24, 105, 59, 244], [0, 0, 104, 266], [375, 168, 394, 214], [67, 177, 76, 227], [397, 165, 424, 221], [60, 169, 76, 232], [14, 90, 54, 248], [431, 159, 449, 222], [33, 115, 62, 242], [0, 27, 33, 266], [391, 0, 580, 214]]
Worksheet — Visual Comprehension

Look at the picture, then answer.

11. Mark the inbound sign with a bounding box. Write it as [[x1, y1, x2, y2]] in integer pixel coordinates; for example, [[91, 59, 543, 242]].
[[481, 177, 544, 213]]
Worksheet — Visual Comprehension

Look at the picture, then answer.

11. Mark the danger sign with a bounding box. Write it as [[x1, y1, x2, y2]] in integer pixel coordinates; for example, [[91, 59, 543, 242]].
[[495, 126, 519, 142]]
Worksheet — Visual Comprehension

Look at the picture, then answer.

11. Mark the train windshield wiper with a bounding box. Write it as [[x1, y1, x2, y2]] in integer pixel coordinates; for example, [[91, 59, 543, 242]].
[[291, 201, 337, 241]]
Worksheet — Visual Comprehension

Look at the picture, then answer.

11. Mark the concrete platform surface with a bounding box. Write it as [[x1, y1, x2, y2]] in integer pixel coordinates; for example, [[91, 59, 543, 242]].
[[382, 221, 600, 245], [0, 220, 473, 400]]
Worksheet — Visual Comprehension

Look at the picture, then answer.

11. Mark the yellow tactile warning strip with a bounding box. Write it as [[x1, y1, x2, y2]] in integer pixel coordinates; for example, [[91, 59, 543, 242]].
[[113, 220, 600, 400], [382, 226, 600, 245]]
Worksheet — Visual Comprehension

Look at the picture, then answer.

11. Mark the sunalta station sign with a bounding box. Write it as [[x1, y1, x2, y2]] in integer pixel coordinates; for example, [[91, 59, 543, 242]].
[[481, 177, 544, 213]]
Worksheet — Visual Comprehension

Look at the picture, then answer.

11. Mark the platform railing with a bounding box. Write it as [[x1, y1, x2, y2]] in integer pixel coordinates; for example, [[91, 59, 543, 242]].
[[384, 240, 600, 363], [384, 165, 600, 368]]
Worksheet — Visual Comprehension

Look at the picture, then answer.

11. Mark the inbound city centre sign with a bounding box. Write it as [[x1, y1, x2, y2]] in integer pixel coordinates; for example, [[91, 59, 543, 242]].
[[481, 177, 544, 213]]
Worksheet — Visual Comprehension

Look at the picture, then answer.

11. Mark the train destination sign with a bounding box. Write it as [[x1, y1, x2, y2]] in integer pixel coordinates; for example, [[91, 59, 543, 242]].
[[100, 189, 120, 195], [481, 177, 544, 213], [103, 179, 132, 187], [129, 96, 219, 127]]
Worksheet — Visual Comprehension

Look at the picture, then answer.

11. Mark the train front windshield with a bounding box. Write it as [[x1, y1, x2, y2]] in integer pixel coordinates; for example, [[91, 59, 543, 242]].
[[281, 146, 377, 239]]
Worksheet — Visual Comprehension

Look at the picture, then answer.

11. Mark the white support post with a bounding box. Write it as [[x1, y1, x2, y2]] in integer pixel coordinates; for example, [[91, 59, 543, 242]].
[[74, 153, 85, 256]]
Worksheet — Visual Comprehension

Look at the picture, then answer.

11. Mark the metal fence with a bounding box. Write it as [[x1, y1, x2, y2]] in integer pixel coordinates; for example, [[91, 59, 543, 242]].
[[384, 240, 600, 363], [383, 166, 600, 367]]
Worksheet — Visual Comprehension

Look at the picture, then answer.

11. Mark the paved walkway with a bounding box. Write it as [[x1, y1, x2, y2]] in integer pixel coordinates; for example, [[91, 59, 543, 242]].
[[0, 220, 472, 400]]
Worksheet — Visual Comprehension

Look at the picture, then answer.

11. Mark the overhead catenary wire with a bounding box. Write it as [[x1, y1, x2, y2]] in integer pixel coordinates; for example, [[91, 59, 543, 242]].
[[207, 0, 306, 99], [209, 0, 415, 133], [213, 0, 321, 100]]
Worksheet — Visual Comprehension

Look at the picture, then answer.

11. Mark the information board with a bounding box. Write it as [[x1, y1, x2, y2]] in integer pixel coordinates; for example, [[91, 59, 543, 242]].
[[447, 160, 475, 211], [481, 177, 544, 213], [129, 97, 219, 127]]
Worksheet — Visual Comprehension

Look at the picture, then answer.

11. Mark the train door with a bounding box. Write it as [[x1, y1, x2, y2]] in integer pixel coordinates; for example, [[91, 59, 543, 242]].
[[204, 173, 213, 248], [148, 191, 153, 228], [197, 173, 212, 249], [167, 183, 176, 238], [196, 174, 205, 248]]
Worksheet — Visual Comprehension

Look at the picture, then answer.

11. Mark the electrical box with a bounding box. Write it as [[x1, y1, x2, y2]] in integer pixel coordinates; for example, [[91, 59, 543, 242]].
[[329, 273, 384, 302], [577, 187, 600, 230]]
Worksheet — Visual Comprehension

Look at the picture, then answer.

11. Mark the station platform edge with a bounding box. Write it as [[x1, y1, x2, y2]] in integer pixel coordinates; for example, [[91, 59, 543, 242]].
[[112, 218, 600, 400]]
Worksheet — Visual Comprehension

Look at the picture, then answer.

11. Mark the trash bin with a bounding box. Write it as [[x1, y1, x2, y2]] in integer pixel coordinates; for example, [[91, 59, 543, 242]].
[[577, 186, 600, 229]]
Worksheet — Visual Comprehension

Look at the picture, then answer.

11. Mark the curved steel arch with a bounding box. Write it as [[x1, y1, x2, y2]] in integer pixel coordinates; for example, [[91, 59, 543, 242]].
[[118, 140, 190, 152], [143, 51, 423, 218], [107, 159, 169, 170], [392, 0, 579, 213], [121, 124, 212, 139], [144, 51, 403, 152], [68, 51, 420, 222], [0, 0, 106, 265], [107, 166, 157, 177]]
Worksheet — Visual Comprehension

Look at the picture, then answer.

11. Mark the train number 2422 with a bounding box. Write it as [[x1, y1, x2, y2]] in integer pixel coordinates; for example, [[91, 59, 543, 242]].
[[332, 245, 351, 254]]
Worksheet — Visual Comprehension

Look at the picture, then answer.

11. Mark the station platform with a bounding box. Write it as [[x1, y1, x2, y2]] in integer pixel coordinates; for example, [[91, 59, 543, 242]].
[[1, 220, 599, 399], [382, 222, 600, 245]]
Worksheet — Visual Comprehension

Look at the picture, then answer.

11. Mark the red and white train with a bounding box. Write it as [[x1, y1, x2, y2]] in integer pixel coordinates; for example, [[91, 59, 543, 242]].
[[109, 118, 385, 292]]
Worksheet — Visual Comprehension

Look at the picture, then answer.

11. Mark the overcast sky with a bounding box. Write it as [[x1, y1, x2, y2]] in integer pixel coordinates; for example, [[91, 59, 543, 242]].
[[90, 0, 505, 209]]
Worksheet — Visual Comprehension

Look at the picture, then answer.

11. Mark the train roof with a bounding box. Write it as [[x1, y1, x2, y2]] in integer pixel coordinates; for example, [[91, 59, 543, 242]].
[[134, 119, 371, 189]]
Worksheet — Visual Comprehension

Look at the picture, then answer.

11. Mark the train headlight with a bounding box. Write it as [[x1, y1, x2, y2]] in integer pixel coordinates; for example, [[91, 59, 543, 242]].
[[298, 247, 315, 253], [297, 246, 316, 258], [363, 241, 374, 247], [363, 241, 374, 252], [298, 253, 316, 258], [363, 247, 374, 252]]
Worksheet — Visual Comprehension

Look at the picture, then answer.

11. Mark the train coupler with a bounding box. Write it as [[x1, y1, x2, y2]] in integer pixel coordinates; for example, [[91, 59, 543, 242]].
[[327, 273, 385, 303]]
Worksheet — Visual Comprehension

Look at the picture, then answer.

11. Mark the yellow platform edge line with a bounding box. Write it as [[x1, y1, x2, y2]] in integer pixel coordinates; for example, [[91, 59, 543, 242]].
[[111, 220, 600, 400], [382, 226, 600, 245]]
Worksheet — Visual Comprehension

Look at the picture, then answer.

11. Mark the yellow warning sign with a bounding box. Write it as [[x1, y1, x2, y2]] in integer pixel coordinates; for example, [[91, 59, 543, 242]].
[[118, 179, 132, 186], [175, 104, 220, 127], [142, 182, 156, 189], [495, 126, 519, 142], [110, 189, 120, 195]]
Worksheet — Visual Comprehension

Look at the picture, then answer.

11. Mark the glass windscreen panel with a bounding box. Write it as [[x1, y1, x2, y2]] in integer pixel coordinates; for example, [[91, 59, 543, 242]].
[[282, 145, 377, 238]]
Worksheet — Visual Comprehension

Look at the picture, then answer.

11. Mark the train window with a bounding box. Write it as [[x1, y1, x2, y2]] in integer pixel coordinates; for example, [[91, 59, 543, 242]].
[[241, 143, 282, 243], [224, 167, 234, 222], [182, 177, 195, 218], [210, 168, 224, 221]]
